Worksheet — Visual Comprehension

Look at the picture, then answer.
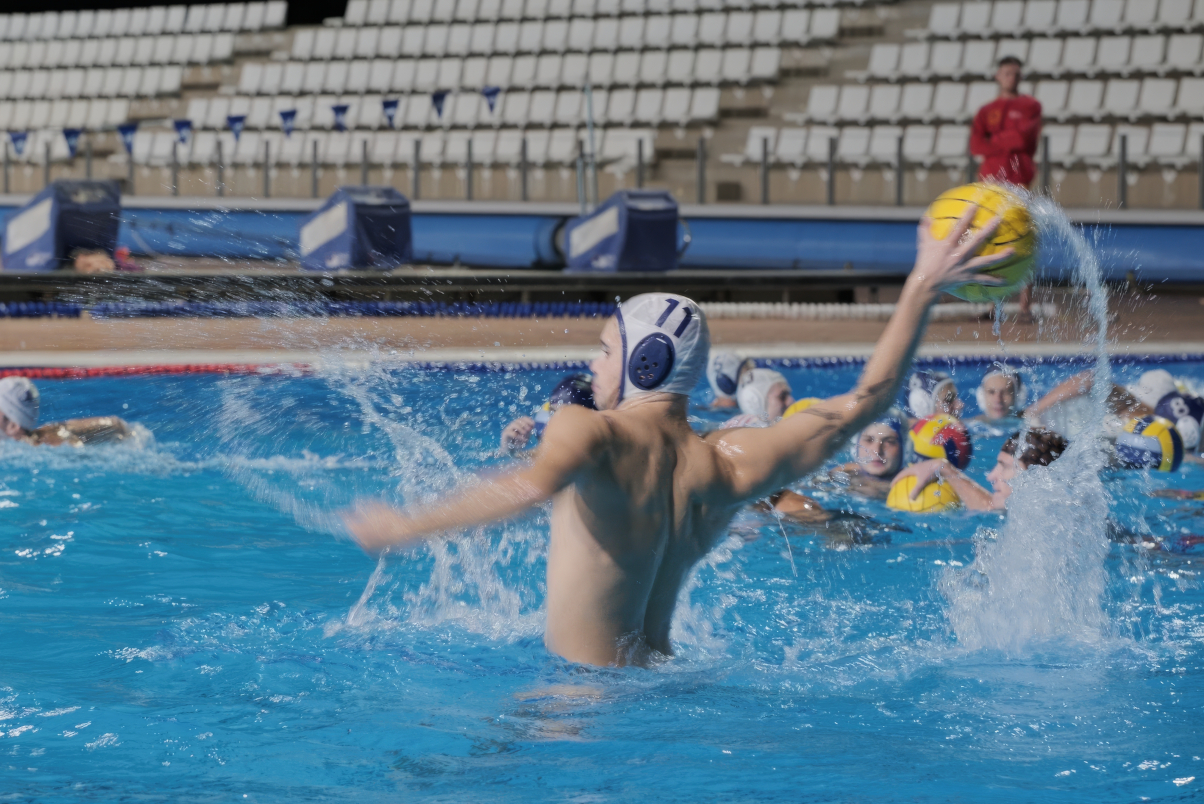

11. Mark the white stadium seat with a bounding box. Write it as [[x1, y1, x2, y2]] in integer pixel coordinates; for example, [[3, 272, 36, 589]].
[[775, 127, 806, 165], [1055, 0, 1090, 33], [1174, 77, 1204, 117], [1022, 0, 1057, 32], [1072, 123, 1112, 162], [806, 84, 838, 123], [1165, 35, 1203, 75], [1101, 78, 1140, 119], [1138, 77, 1178, 117], [1128, 35, 1166, 74], [1148, 123, 1187, 164], [866, 43, 899, 79], [958, 2, 992, 36], [1088, 0, 1124, 32], [868, 124, 903, 163], [836, 84, 869, 123], [927, 3, 961, 38], [1035, 79, 1069, 117], [1094, 36, 1131, 74], [899, 82, 934, 121], [931, 81, 966, 121], [869, 83, 901, 121], [1065, 79, 1104, 119]]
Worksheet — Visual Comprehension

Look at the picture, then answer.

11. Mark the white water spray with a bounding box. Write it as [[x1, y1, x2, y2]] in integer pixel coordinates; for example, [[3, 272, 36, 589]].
[[941, 196, 1115, 653]]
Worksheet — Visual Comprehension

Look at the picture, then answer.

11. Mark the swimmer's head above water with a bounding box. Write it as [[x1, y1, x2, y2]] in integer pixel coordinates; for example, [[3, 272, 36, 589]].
[[0, 377, 39, 439], [987, 427, 1068, 507], [706, 351, 754, 408], [737, 368, 794, 423], [975, 369, 1026, 420], [907, 370, 963, 419], [854, 415, 905, 478], [533, 373, 596, 436], [591, 293, 710, 410]]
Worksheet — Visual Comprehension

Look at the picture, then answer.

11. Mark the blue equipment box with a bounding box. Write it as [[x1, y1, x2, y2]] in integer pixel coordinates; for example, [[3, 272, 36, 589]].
[[299, 186, 413, 271], [2, 180, 121, 272], [563, 190, 679, 272]]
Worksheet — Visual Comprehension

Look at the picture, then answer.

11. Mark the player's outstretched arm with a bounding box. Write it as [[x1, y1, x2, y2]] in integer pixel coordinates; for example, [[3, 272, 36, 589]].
[[714, 207, 1013, 502], [344, 405, 606, 554]]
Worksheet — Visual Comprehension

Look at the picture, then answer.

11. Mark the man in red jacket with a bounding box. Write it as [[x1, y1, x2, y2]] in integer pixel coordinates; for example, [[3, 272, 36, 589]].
[[970, 56, 1042, 188], [970, 55, 1042, 318]]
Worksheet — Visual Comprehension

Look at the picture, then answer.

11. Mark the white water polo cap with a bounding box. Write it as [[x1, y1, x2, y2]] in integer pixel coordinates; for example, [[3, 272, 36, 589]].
[[1127, 370, 1177, 409], [616, 293, 710, 402], [907, 371, 955, 418], [974, 369, 1028, 414], [0, 376, 39, 431], [706, 351, 750, 401], [737, 368, 790, 422]]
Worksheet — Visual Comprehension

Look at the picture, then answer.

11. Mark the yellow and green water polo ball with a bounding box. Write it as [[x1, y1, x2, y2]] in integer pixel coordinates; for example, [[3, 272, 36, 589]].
[[925, 183, 1037, 303], [886, 476, 961, 513]]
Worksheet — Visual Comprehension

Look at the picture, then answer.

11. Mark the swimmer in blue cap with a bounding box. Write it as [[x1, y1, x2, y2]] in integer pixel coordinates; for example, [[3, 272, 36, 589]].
[[499, 373, 596, 452], [345, 209, 1013, 666], [0, 376, 131, 447]]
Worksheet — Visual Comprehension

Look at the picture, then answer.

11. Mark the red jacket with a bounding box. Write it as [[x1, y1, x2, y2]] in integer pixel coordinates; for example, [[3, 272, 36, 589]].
[[969, 95, 1042, 188]]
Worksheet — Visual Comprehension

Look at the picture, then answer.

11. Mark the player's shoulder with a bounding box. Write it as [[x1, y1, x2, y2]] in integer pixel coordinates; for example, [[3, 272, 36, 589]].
[[1018, 94, 1042, 111]]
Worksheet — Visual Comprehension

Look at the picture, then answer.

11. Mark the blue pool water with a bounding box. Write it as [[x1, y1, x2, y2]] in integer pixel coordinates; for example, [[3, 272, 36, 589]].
[[3, 358, 1204, 802]]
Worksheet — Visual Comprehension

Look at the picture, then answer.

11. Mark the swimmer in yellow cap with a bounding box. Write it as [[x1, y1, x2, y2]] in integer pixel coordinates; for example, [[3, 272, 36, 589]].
[[890, 427, 1067, 511], [0, 376, 131, 447], [345, 207, 1013, 667]]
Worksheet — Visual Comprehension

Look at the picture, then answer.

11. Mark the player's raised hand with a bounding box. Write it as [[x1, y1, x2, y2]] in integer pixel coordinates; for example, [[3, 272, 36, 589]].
[[913, 206, 1014, 294]]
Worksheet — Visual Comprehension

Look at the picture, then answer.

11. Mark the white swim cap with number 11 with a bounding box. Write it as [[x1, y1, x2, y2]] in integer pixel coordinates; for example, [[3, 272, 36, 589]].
[[616, 293, 710, 403]]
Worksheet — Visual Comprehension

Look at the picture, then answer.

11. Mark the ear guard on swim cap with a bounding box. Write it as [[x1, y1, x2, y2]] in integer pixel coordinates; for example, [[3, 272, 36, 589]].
[[906, 371, 954, 419], [737, 368, 789, 422], [706, 352, 751, 400], [1116, 416, 1184, 473], [907, 415, 973, 470], [617, 293, 709, 403], [974, 369, 1027, 416], [533, 373, 596, 436], [1153, 390, 1204, 451]]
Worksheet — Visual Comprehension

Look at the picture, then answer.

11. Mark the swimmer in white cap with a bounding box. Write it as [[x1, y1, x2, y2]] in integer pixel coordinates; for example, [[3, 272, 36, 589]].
[[706, 351, 754, 410], [905, 370, 963, 420], [345, 207, 1013, 666], [970, 368, 1027, 425], [718, 368, 794, 429], [0, 376, 132, 447]]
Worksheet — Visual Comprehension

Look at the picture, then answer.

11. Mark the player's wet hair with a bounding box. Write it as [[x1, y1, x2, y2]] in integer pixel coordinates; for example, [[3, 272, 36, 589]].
[[1001, 428, 1067, 468], [998, 56, 1023, 68]]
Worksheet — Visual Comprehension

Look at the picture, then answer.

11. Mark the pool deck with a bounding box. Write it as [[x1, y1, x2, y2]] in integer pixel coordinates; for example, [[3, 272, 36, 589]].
[[2, 292, 1202, 368]]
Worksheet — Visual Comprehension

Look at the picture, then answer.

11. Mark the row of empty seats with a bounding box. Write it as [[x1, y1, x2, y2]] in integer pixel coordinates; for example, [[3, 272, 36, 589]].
[[343, 0, 851, 26], [243, 49, 780, 94], [291, 10, 835, 60], [0, 34, 237, 71], [0, 99, 131, 135], [861, 34, 1204, 82], [922, 0, 1204, 39], [726, 122, 1204, 168], [0, 68, 184, 101], [0, 3, 286, 41], [119, 127, 657, 168], [188, 87, 721, 130], [803, 77, 1204, 124]]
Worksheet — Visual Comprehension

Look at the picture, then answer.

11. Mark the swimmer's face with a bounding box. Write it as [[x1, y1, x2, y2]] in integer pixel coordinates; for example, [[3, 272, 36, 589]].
[[936, 384, 964, 418], [986, 451, 1019, 507], [765, 382, 794, 421], [856, 423, 902, 477], [980, 374, 1017, 420], [995, 62, 1021, 94], [0, 414, 22, 440], [589, 318, 624, 410]]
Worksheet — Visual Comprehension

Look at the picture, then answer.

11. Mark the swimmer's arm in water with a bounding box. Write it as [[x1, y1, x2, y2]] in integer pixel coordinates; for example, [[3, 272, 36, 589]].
[[892, 458, 995, 511], [346, 405, 606, 554], [31, 416, 131, 446], [1025, 370, 1149, 423], [712, 208, 1011, 501]]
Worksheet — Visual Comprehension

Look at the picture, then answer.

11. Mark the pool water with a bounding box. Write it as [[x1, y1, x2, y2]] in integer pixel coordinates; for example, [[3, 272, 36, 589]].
[[3, 358, 1204, 802]]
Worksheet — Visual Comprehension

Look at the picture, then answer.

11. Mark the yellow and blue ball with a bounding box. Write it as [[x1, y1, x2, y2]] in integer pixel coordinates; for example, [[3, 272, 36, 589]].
[[907, 415, 973, 470], [783, 398, 822, 419], [1116, 415, 1184, 473], [887, 476, 961, 513], [925, 183, 1037, 302]]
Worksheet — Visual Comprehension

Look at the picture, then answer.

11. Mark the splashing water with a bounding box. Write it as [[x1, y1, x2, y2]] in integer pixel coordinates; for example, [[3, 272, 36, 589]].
[[941, 195, 1115, 653]]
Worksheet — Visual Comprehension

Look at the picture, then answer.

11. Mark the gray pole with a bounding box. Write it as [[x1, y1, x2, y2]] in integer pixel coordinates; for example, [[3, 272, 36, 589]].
[[636, 138, 644, 188], [129, 141, 135, 194], [44, 141, 50, 188], [1041, 134, 1051, 196], [311, 138, 319, 198], [520, 137, 528, 201], [171, 140, 178, 196], [360, 138, 368, 186], [576, 139, 586, 214], [696, 137, 706, 204], [965, 144, 976, 184], [826, 137, 836, 206], [1200, 134, 1204, 210], [85, 135, 92, 179], [411, 138, 420, 199], [760, 136, 769, 204], [216, 138, 224, 197], [895, 134, 904, 207], [3, 141, 9, 194], [466, 138, 473, 200], [1118, 133, 1128, 210], [263, 140, 271, 198]]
